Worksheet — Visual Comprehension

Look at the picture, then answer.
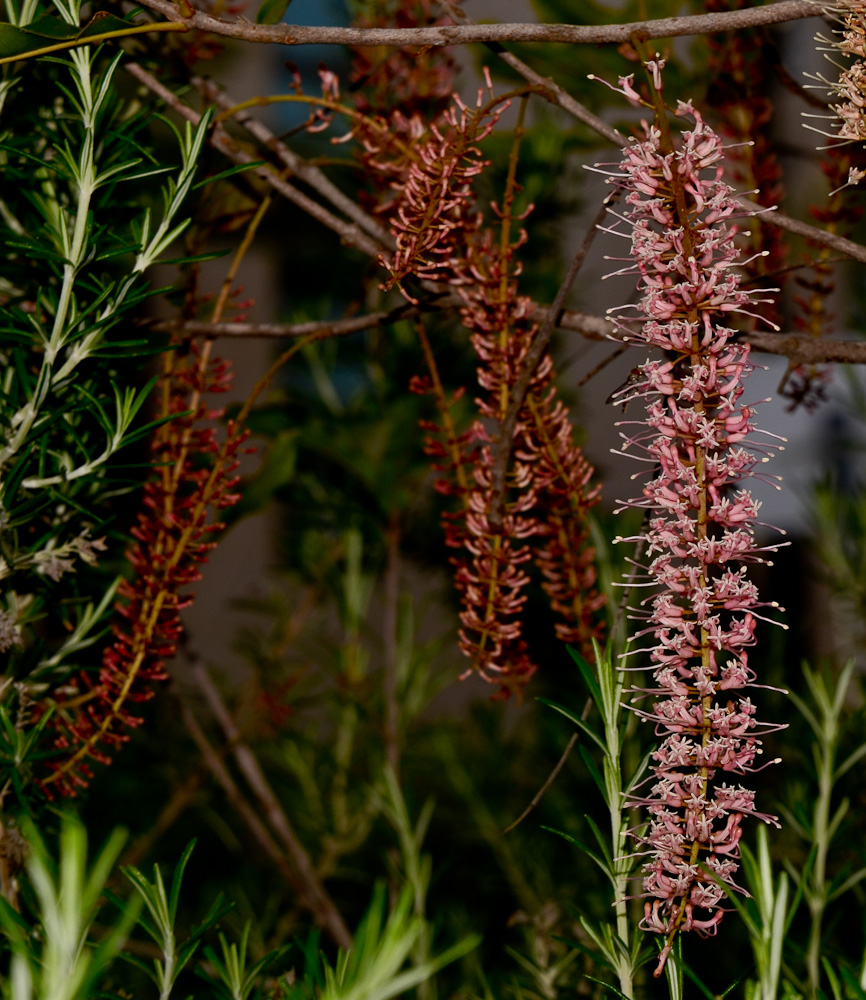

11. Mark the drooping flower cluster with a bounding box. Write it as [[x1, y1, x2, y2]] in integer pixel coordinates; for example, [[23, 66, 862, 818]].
[[394, 110, 602, 692], [452, 230, 603, 688], [41, 342, 248, 796], [598, 82, 786, 973], [378, 77, 504, 296], [350, 68, 604, 692]]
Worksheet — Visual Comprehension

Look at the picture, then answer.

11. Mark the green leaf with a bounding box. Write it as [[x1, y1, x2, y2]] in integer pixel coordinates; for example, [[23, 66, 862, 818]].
[[583, 815, 614, 867], [567, 644, 602, 702], [157, 247, 234, 266], [827, 865, 866, 903], [584, 975, 631, 999], [577, 743, 607, 802], [682, 963, 717, 1000], [255, 0, 293, 25], [537, 698, 605, 753], [0, 11, 133, 58], [835, 740, 866, 781], [191, 161, 267, 191], [168, 840, 196, 926], [541, 826, 614, 884]]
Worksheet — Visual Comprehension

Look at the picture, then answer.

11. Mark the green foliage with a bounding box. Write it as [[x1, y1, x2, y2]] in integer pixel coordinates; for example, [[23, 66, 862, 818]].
[[283, 884, 478, 1000], [0, 0, 210, 798], [0, 814, 134, 1000]]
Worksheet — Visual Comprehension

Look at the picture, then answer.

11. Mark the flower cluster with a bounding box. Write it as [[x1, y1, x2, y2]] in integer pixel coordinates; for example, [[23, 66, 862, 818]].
[[41, 342, 248, 796], [824, 2, 866, 150], [350, 70, 604, 691], [378, 77, 504, 297], [453, 232, 603, 687], [398, 129, 603, 692], [598, 81, 786, 973], [807, 2, 866, 182]]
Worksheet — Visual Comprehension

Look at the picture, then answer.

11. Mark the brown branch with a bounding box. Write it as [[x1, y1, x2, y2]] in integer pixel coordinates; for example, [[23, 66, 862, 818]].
[[125, 62, 384, 258], [149, 300, 434, 338], [132, 0, 819, 48], [191, 75, 395, 249], [738, 199, 866, 264], [743, 331, 866, 364], [189, 659, 353, 949], [150, 306, 866, 364], [556, 311, 866, 364]]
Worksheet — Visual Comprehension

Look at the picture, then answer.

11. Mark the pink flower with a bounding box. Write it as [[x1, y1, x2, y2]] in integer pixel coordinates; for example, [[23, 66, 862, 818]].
[[597, 95, 786, 974]]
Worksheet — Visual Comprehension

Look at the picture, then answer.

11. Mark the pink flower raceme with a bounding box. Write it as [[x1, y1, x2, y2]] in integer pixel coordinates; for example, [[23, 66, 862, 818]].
[[368, 77, 604, 693], [597, 86, 787, 974]]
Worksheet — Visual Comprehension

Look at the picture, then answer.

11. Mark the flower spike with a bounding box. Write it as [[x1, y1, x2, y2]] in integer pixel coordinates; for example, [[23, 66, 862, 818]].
[[596, 82, 786, 974]]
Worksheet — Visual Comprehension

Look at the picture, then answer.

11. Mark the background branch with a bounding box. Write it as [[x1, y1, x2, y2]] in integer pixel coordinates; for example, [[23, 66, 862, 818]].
[[125, 62, 385, 258], [132, 0, 818, 48]]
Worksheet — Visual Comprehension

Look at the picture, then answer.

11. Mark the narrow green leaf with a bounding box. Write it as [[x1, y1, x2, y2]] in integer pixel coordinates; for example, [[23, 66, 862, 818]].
[[683, 963, 717, 1000], [577, 743, 607, 801], [835, 741, 866, 782], [567, 645, 602, 702], [0, 11, 135, 58], [583, 815, 614, 866], [191, 161, 266, 191], [584, 975, 631, 999], [168, 839, 196, 925], [827, 866, 866, 903], [541, 827, 614, 884], [537, 698, 605, 753]]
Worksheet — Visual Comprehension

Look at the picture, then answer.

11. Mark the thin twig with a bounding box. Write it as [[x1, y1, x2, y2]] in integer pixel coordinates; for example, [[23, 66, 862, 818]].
[[577, 344, 629, 387], [188, 658, 352, 949], [383, 517, 401, 779], [192, 75, 395, 249], [131, 0, 819, 48], [125, 62, 383, 258], [149, 310, 866, 365], [502, 724, 581, 835], [148, 300, 436, 339], [179, 697, 355, 947], [737, 199, 866, 264], [742, 331, 866, 364]]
